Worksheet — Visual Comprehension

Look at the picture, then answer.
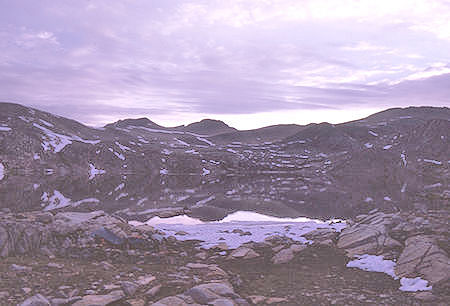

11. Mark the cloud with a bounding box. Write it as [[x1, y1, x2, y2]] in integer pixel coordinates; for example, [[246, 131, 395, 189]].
[[0, 0, 449, 128]]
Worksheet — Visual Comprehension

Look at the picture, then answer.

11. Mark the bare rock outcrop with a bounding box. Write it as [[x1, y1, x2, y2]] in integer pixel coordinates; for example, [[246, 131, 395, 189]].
[[0, 211, 159, 258], [395, 235, 450, 285]]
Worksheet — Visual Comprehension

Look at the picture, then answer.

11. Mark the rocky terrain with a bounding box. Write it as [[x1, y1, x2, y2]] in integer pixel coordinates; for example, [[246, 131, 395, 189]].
[[0, 102, 448, 220], [0, 209, 448, 305]]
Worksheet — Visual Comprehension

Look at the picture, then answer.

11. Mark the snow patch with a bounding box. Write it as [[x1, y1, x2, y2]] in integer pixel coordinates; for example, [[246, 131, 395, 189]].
[[131, 211, 346, 249], [0, 163, 4, 180], [196, 136, 214, 146], [364, 143, 373, 149], [399, 277, 432, 292], [347, 254, 396, 278], [0, 126, 12, 132], [202, 168, 210, 176], [89, 163, 106, 180], [368, 130, 378, 137], [383, 145, 392, 150], [423, 159, 442, 165]]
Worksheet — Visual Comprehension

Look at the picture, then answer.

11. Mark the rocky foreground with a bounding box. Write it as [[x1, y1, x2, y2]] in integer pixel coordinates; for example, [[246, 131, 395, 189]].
[[0, 209, 449, 305]]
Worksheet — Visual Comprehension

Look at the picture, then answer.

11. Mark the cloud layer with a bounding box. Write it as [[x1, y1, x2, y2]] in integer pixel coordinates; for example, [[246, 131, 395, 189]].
[[1, 0, 449, 128]]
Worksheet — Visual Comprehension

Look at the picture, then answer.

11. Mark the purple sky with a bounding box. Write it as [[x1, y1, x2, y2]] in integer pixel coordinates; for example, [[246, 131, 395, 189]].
[[1, 0, 450, 129]]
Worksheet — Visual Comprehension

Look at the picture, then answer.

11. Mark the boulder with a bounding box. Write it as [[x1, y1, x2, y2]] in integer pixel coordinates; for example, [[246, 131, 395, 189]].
[[395, 235, 450, 285], [19, 294, 50, 306], [337, 212, 402, 257], [71, 290, 125, 306], [271, 244, 306, 264], [227, 247, 260, 260]]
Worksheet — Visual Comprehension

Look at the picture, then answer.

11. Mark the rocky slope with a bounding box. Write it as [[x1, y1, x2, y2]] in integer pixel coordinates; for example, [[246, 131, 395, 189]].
[[1, 102, 448, 221]]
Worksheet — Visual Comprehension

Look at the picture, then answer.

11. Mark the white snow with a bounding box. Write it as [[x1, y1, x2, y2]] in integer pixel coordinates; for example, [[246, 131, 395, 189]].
[[368, 130, 378, 137], [39, 119, 54, 127], [160, 168, 168, 175], [399, 277, 432, 292], [424, 183, 442, 189], [364, 143, 373, 149], [0, 163, 4, 180], [423, 159, 442, 165], [202, 168, 210, 176], [401, 183, 407, 193], [42, 190, 72, 211], [195, 195, 215, 206], [175, 138, 190, 146], [108, 148, 125, 160], [0, 126, 12, 131], [384, 196, 392, 201], [33, 123, 99, 153], [131, 211, 346, 249], [115, 141, 131, 151], [383, 145, 392, 150], [347, 254, 433, 292], [226, 148, 237, 154], [347, 254, 396, 278], [196, 136, 214, 146], [400, 152, 407, 167], [33, 153, 40, 160], [89, 163, 106, 180], [114, 183, 125, 191]]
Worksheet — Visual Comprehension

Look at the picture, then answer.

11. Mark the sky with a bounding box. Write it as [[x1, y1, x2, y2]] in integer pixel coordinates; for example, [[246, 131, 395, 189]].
[[1, 0, 450, 129]]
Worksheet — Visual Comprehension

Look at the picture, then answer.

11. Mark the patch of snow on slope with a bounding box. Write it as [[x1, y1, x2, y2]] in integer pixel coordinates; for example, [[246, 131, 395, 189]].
[[423, 159, 442, 165], [364, 143, 373, 149], [108, 148, 125, 160], [347, 255, 432, 292], [115, 141, 131, 151], [0, 163, 4, 180], [39, 119, 54, 127], [196, 136, 214, 146], [89, 163, 106, 180], [175, 138, 190, 146], [399, 277, 432, 292], [368, 130, 378, 137], [42, 190, 72, 211], [33, 123, 73, 152], [202, 168, 210, 176], [383, 144, 392, 150], [347, 254, 396, 278], [0, 126, 12, 131]]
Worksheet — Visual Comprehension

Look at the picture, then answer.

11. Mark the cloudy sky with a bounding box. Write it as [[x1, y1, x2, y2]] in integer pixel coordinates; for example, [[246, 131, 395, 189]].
[[1, 0, 450, 129]]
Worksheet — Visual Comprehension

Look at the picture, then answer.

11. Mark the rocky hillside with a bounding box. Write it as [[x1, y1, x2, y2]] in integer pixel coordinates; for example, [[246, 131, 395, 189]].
[[0, 102, 448, 220]]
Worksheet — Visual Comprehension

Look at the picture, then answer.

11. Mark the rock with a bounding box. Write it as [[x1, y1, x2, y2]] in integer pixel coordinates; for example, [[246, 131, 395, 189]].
[[126, 298, 146, 306], [186, 263, 209, 269], [121, 281, 139, 296], [337, 212, 402, 257], [271, 244, 306, 264], [210, 298, 235, 306], [212, 242, 229, 251], [35, 212, 53, 224], [0, 291, 9, 299], [137, 275, 156, 286], [303, 228, 338, 245], [227, 247, 260, 260], [11, 264, 32, 272], [266, 297, 288, 304], [47, 262, 64, 269], [72, 290, 125, 306], [151, 296, 188, 306], [22, 287, 32, 294], [248, 295, 266, 304], [145, 284, 162, 298], [395, 235, 450, 285], [19, 294, 51, 306], [185, 286, 221, 304], [50, 297, 82, 306], [195, 252, 208, 260]]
